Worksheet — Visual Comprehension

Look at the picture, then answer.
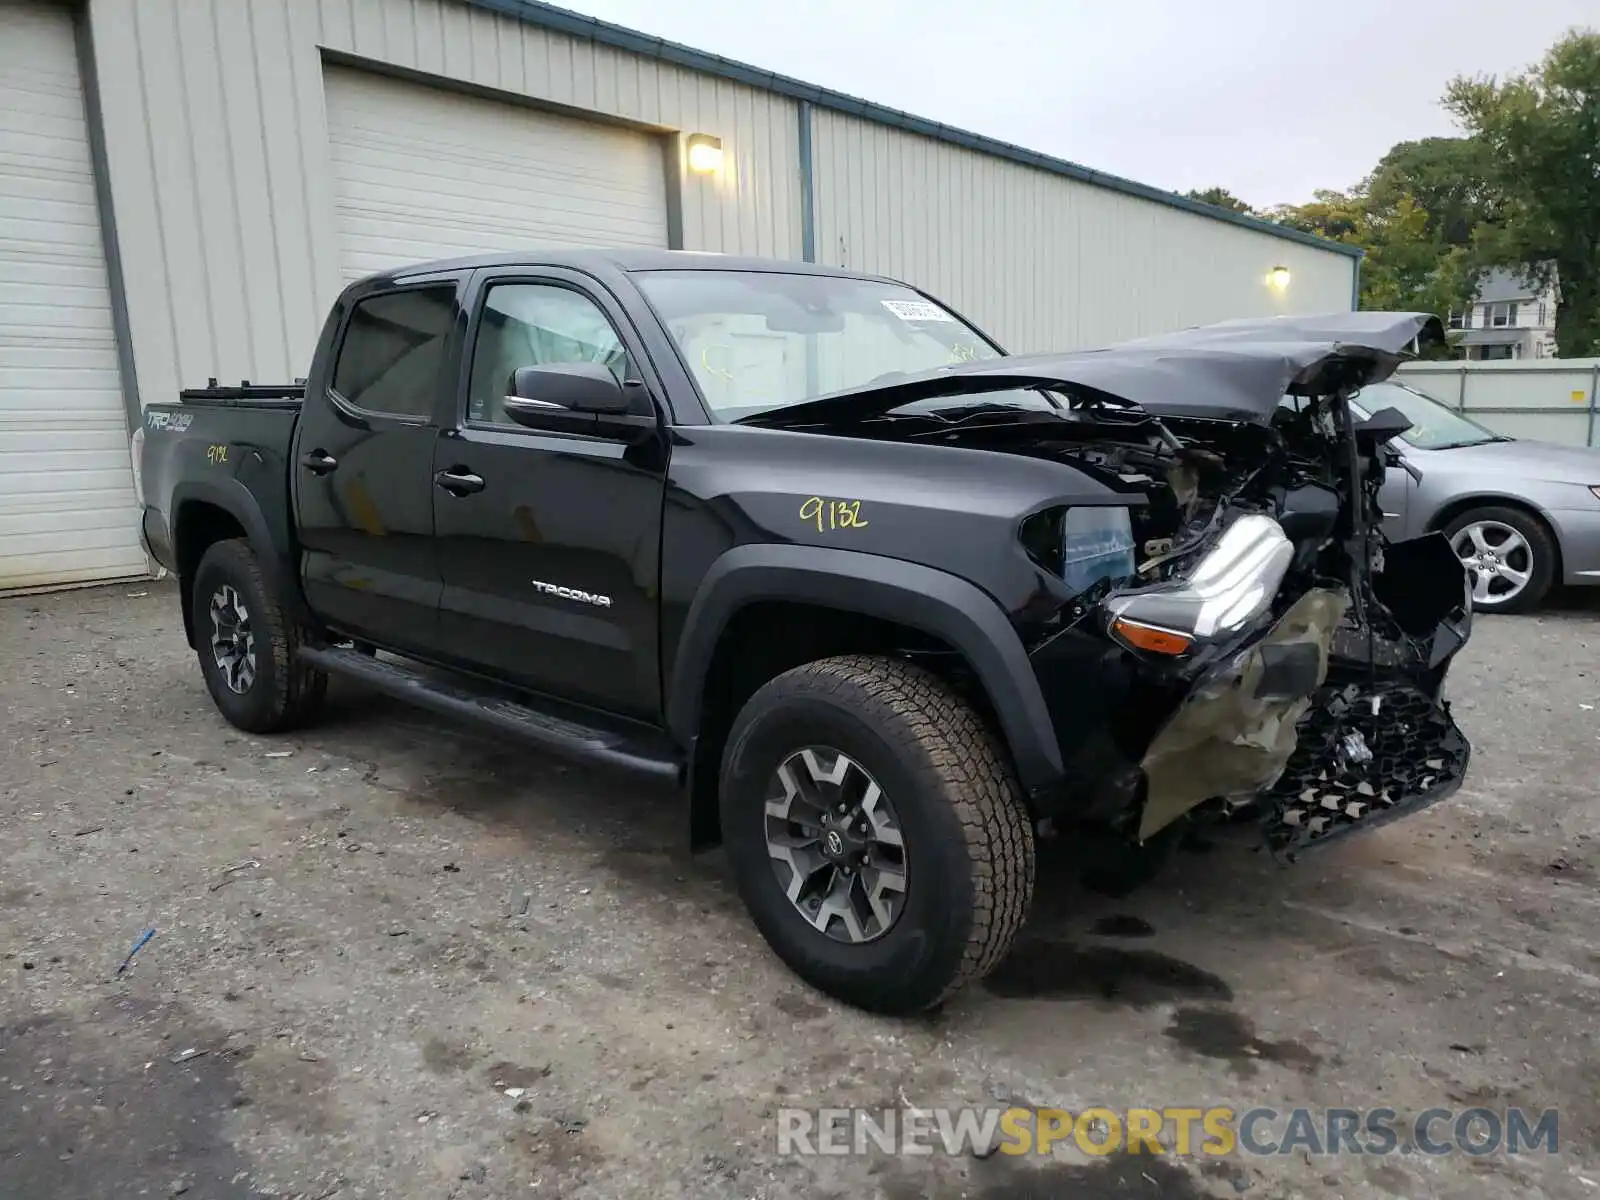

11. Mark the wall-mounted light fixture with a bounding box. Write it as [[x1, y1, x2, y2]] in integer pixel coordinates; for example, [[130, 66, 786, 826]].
[[1266, 265, 1292, 291], [686, 133, 723, 174]]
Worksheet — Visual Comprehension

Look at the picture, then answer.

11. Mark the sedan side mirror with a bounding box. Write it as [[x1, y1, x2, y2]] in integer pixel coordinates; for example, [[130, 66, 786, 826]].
[[506, 363, 632, 420]]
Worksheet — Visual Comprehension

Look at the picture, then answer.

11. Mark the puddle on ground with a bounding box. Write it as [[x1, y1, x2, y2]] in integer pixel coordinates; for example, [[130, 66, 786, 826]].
[[0, 1003, 260, 1200], [1089, 915, 1156, 939], [983, 940, 1233, 1007], [1163, 1006, 1322, 1079], [880, 1150, 1218, 1200]]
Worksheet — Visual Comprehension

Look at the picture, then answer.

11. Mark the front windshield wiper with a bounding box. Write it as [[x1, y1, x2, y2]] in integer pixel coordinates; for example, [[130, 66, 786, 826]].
[[1428, 436, 1509, 450]]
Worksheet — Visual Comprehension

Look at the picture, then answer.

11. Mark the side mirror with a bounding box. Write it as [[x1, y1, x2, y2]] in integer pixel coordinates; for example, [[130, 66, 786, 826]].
[[505, 363, 632, 423], [1354, 405, 1414, 445]]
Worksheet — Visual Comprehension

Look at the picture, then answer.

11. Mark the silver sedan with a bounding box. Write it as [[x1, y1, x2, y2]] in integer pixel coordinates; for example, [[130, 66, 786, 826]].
[[1353, 380, 1600, 612]]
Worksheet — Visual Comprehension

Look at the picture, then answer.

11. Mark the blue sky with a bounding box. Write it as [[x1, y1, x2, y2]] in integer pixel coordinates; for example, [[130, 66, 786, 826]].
[[555, 0, 1595, 208]]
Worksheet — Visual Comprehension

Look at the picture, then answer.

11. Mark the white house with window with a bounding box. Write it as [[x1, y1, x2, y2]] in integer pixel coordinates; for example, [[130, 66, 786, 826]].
[[1446, 266, 1560, 360]]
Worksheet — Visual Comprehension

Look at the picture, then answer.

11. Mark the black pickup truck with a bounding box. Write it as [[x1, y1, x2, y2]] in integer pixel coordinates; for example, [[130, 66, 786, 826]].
[[136, 249, 1472, 1014]]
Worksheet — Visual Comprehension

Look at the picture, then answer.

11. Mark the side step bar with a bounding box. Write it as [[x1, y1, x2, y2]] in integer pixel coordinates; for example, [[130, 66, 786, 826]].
[[298, 646, 682, 782]]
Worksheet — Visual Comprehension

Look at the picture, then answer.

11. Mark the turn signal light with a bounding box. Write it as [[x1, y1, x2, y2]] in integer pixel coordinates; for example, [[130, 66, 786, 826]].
[[1111, 618, 1193, 656]]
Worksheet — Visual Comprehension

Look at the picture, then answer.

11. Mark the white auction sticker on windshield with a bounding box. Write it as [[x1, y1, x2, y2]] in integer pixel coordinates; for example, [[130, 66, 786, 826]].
[[881, 299, 955, 322]]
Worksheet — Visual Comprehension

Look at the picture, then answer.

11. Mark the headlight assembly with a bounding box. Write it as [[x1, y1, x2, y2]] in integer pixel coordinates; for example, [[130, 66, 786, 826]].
[[1104, 515, 1295, 655]]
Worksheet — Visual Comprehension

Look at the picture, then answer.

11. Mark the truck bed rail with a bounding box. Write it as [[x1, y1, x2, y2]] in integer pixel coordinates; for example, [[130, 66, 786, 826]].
[[179, 378, 307, 407]]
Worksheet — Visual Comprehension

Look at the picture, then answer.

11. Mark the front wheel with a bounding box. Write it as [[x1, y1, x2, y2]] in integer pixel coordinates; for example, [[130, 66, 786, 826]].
[[192, 538, 327, 733], [719, 655, 1035, 1014], [1445, 505, 1556, 614]]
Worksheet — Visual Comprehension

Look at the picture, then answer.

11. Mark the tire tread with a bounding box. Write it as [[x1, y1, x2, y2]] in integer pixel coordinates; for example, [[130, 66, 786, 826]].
[[754, 654, 1034, 1006], [195, 539, 326, 732]]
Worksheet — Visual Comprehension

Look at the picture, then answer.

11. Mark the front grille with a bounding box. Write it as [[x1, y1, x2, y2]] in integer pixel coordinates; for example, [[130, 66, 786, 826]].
[[1258, 680, 1469, 858]]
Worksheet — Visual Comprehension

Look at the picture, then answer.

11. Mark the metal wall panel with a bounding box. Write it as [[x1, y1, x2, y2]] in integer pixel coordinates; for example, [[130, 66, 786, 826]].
[[809, 109, 1357, 353], [1399, 359, 1600, 448], [85, 0, 803, 406], [0, 0, 146, 589], [322, 65, 670, 281]]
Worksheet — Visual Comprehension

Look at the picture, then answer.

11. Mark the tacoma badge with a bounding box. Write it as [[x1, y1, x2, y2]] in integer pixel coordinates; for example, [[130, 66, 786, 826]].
[[530, 579, 612, 608]]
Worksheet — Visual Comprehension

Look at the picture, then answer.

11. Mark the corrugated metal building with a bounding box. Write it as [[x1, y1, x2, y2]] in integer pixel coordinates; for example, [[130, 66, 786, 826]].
[[0, 0, 1360, 590]]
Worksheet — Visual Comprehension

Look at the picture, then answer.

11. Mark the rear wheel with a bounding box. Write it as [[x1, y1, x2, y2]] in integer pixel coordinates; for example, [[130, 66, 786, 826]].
[[192, 538, 326, 733], [720, 655, 1035, 1014], [1445, 505, 1556, 614]]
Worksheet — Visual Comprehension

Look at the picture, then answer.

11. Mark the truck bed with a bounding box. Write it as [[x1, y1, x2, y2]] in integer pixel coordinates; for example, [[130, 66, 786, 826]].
[[137, 383, 304, 583]]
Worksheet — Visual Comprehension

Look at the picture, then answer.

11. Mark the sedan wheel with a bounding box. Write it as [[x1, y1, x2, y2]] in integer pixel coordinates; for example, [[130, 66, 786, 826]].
[[1445, 505, 1556, 613]]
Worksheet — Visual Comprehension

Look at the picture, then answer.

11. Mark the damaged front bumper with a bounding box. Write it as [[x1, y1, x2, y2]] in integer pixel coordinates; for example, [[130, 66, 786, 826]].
[[1256, 678, 1470, 857], [1133, 530, 1473, 853], [1134, 591, 1472, 856], [1026, 528, 1474, 856], [1136, 586, 1348, 841]]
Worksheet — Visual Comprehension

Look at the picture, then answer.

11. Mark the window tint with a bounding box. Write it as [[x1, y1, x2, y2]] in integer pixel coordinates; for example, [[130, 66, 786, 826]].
[[468, 283, 630, 424], [331, 287, 455, 419]]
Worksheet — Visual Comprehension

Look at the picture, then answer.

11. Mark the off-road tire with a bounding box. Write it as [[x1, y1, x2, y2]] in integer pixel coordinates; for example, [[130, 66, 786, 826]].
[[192, 538, 326, 733], [720, 655, 1035, 1014], [1443, 504, 1557, 614]]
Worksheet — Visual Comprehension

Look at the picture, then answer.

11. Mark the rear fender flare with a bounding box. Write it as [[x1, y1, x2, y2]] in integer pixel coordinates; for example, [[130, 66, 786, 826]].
[[170, 478, 307, 642], [666, 543, 1065, 796]]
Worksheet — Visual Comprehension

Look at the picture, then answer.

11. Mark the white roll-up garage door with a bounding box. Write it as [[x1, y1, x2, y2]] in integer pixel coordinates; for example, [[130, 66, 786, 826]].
[[324, 67, 670, 282], [0, 1, 143, 591]]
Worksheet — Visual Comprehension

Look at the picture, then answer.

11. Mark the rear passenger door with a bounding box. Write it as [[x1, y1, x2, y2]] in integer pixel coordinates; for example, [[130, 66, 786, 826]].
[[294, 275, 461, 654]]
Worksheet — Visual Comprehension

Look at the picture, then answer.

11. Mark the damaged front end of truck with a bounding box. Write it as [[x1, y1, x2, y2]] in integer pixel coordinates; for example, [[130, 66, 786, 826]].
[[1053, 314, 1472, 856], [746, 311, 1472, 860]]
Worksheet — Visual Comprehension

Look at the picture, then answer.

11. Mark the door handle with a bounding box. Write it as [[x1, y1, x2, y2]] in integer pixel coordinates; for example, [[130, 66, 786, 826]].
[[434, 467, 486, 496], [300, 449, 338, 476]]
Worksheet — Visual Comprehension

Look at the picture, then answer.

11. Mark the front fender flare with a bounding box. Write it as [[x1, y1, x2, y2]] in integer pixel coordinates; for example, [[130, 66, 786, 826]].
[[666, 543, 1065, 797]]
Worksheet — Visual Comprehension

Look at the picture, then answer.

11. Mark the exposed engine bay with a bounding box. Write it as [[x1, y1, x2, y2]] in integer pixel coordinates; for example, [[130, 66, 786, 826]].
[[743, 312, 1473, 859]]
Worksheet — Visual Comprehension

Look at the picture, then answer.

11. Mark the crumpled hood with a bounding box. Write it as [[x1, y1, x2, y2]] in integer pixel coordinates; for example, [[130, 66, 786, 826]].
[[739, 311, 1446, 428]]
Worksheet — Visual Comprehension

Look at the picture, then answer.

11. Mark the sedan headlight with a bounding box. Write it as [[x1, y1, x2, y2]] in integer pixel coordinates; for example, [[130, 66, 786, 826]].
[[1104, 515, 1295, 655]]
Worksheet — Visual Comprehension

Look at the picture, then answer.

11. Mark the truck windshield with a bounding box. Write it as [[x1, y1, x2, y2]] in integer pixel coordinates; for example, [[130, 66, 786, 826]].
[[633, 269, 1054, 422]]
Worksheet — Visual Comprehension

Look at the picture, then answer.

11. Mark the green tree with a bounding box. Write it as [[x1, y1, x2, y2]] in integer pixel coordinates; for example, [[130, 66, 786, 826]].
[[1447, 29, 1600, 356], [1366, 137, 1500, 248], [1268, 189, 1363, 241], [1352, 194, 1475, 322], [1183, 187, 1256, 215], [1269, 188, 1474, 320]]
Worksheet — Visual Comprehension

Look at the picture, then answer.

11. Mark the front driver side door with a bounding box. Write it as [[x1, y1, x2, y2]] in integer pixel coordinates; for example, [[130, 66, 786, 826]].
[[431, 271, 667, 720]]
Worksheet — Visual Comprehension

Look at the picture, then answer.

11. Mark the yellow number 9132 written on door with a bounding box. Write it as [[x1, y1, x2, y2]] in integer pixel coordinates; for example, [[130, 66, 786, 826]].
[[799, 496, 870, 533]]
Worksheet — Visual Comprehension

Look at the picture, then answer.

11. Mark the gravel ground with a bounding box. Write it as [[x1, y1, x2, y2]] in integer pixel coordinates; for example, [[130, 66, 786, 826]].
[[2, 581, 1598, 1200]]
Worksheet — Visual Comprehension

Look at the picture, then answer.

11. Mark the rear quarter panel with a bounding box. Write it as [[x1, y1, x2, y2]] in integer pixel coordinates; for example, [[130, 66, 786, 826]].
[[139, 403, 300, 582], [1409, 455, 1600, 581]]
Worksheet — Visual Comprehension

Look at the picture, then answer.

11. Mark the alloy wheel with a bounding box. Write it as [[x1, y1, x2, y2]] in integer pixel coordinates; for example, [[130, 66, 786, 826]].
[[763, 746, 908, 944], [1451, 520, 1534, 607], [209, 584, 257, 694]]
